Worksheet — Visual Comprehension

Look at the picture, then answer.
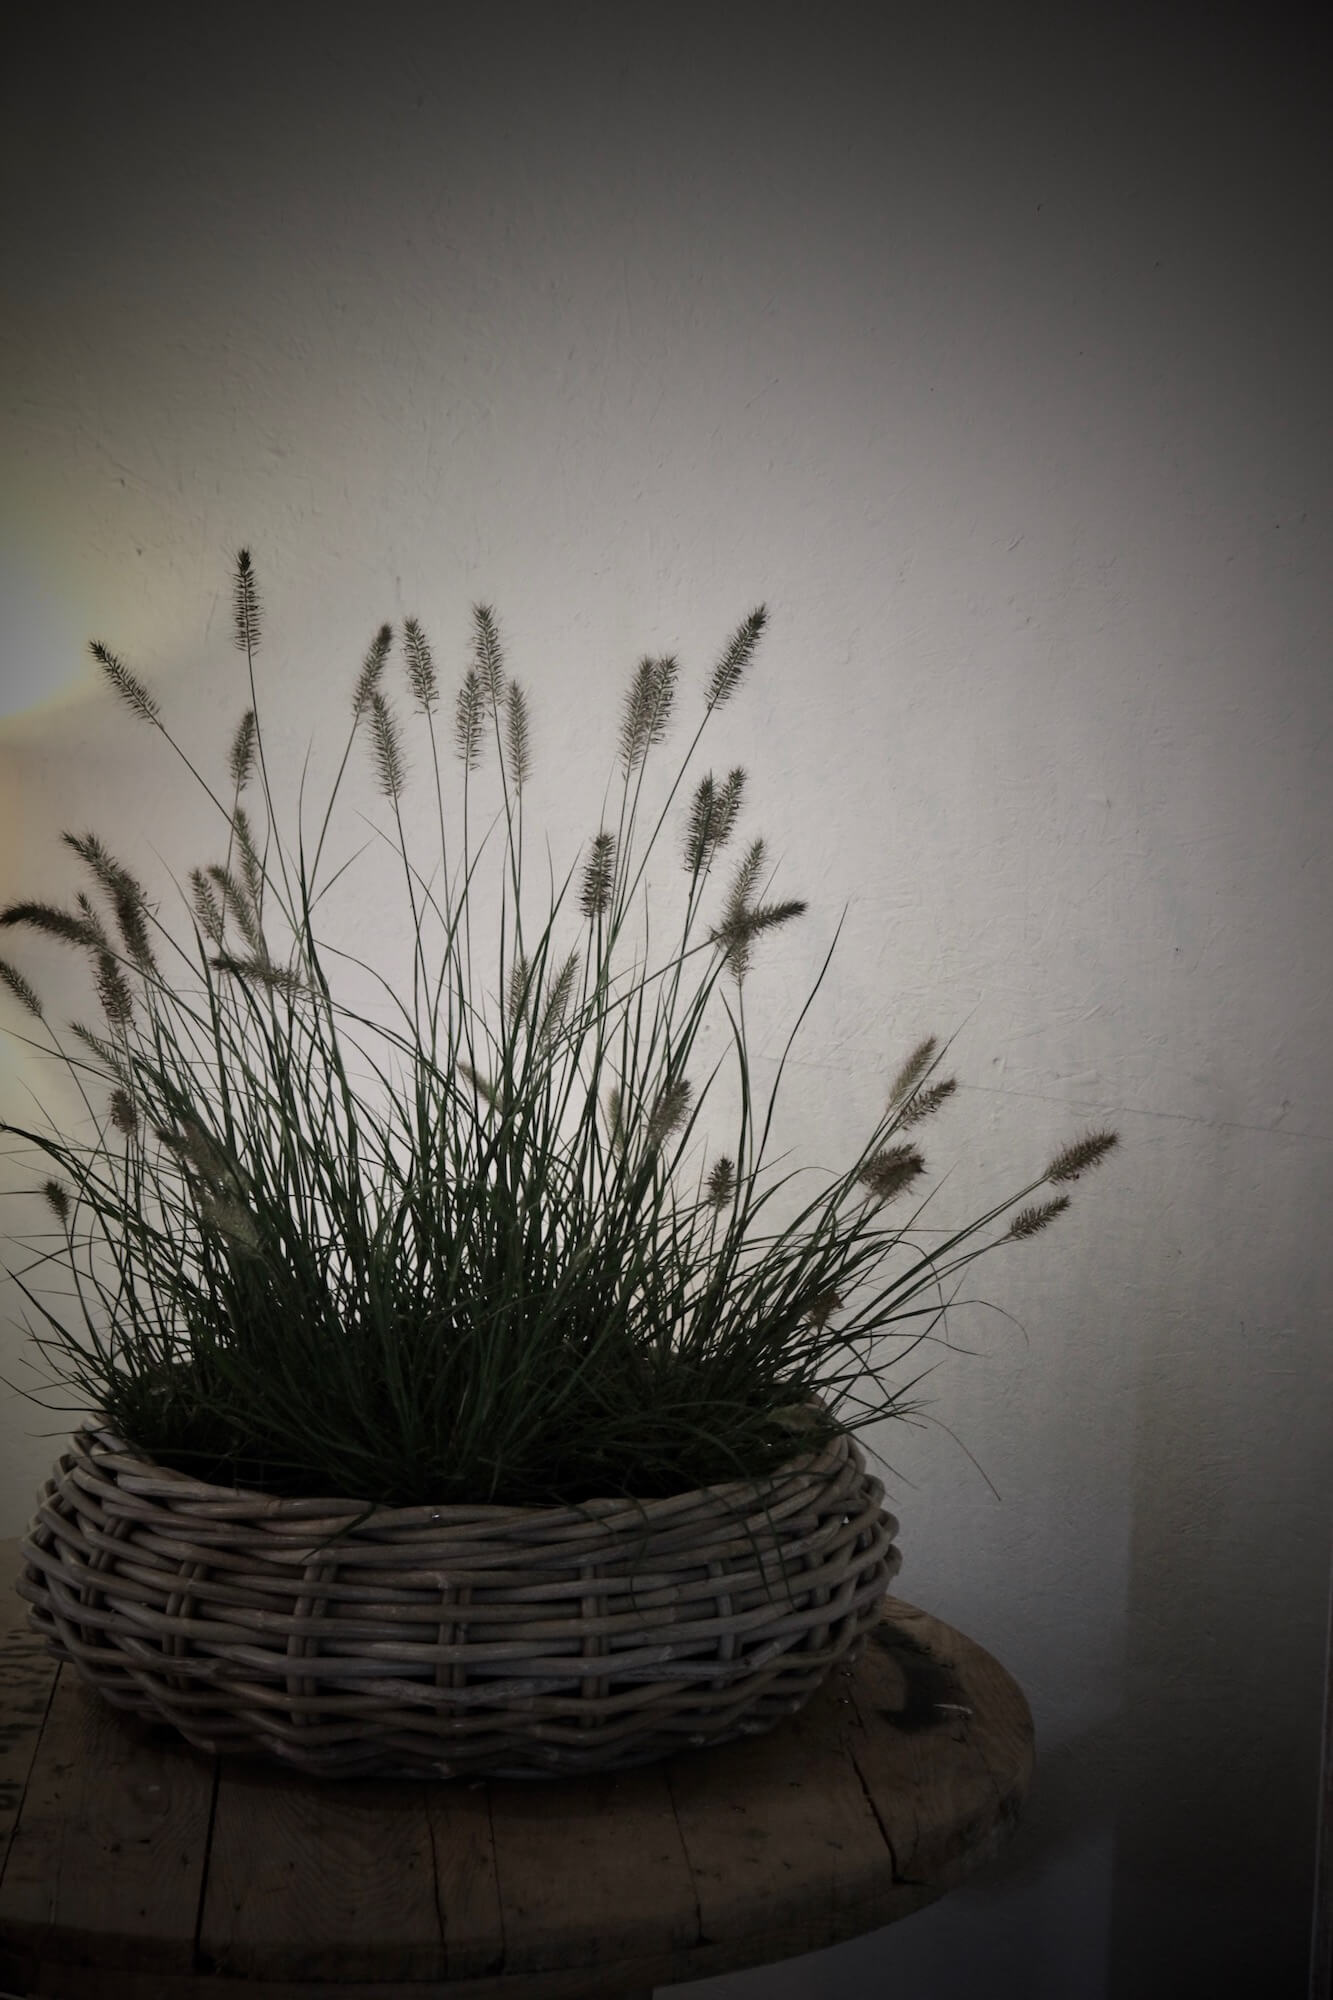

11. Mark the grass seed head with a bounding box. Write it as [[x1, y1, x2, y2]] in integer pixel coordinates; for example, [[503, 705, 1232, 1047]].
[[857, 1143, 926, 1206], [900, 1077, 958, 1127], [1046, 1130, 1119, 1183], [369, 690, 406, 801], [647, 1074, 692, 1147], [580, 831, 616, 920], [90, 641, 159, 724], [455, 668, 484, 769], [233, 549, 262, 655], [705, 606, 766, 710], [1008, 1195, 1072, 1240], [228, 710, 257, 790], [505, 680, 532, 793], [42, 1178, 70, 1223], [705, 1155, 735, 1209], [620, 654, 679, 773], [403, 617, 438, 712], [0, 957, 44, 1018], [352, 624, 394, 718], [108, 1088, 139, 1137], [472, 604, 506, 709]]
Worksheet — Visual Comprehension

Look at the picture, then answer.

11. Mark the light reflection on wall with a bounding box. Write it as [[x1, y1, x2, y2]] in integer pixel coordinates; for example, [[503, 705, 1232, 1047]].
[[0, 549, 89, 723]]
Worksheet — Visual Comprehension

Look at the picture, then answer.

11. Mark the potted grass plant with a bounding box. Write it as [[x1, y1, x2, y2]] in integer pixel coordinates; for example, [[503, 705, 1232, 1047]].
[[1, 551, 1116, 1778]]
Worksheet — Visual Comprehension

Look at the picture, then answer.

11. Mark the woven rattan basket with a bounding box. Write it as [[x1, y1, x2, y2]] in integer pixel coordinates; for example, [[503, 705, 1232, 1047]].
[[18, 1424, 899, 1779]]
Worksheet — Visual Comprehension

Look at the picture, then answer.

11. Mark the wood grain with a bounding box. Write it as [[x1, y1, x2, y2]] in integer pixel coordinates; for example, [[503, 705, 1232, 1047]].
[[846, 1600, 1035, 1893], [425, 1780, 504, 1979], [0, 1674, 214, 1973], [665, 1659, 910, 1969], [200, 1765, 441, 1982], [487, 1761, 698, 1977]]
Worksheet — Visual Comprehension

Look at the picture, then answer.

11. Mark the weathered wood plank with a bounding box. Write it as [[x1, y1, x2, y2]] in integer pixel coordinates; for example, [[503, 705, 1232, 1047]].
[[199, 1762, 441, 1982], [425, 1779, 505, 1980], [0, 1539, 60, 1882], [846, 1600, 1035, 1889], [486, 1760, 698, 1978], [665, 1662, 903, 1967], [0, 1673, 215, 1973]]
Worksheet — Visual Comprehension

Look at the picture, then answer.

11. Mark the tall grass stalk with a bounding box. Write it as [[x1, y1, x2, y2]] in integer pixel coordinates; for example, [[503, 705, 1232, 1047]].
[[0, 555, 1117, 1506]]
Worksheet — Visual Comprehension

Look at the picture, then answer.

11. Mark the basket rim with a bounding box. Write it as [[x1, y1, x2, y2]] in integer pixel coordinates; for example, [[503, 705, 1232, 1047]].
[[67, 1416, 867, 1533]]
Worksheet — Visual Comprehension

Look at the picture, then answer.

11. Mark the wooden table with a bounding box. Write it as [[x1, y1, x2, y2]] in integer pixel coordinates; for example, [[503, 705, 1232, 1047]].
[[0, 1536, 1033, 2000]]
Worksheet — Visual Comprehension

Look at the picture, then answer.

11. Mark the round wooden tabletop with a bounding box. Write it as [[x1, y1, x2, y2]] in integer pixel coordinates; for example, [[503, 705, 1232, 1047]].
[[0, 1535, 1033, 2000]]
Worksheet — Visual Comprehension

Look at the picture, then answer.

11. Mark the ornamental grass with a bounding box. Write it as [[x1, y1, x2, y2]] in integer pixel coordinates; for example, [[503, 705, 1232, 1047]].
[[0, 553, 1117, 1507]]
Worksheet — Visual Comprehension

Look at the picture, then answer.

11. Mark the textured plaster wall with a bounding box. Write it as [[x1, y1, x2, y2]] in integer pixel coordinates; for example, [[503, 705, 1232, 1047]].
[[1, 8, 1329, 1996]]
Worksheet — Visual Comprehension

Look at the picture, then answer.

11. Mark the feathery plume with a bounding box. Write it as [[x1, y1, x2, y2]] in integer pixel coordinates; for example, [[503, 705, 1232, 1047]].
[[232, 549, 261, 654], [722, 836, 766, 921], [620, 655, 678, 772], [0, 901, 97, 948], [888, 1036, 938, 1108], [605, 1084, 625, 1159], [455, 668, 484, 769], [95, 951, 135, 1026], [705, 1155, 735, 1209], [1046, 1130, 1119, 1184], [579, 831, 616, 920], [369, 691, 406, 802], [537, 949, 580, 1051], [506, 953, 532, 1032], [232, 807, 265, 913], [62, 832, 155, 969], [74, 893, 111, 952], [402, 616, 437, 713], [210, 954, 305, 997], [900, 1077, 958, 1127], [1007, 1195, 1071, 1240], [647, 1074, 692, 1147], [686, 773, 718, 871], [206, 864, 265, 958], [60, 830, 116, 883], [68, 1021, 132, 1083], [712, 837, 806, 979], [505, 680, 532, 793], [472, 604, 506, 709], [90, 641, 159, 724], [108, 1087, 138, 1137], [684, 766, 746, 875], [352, 624, 393, 718], [704, 606, 766, 711], [718, 899, 806, 949], [42, 1179, 70, 1224], [0, 956, 43, 1018], [189, 868, 226, 946], [857, 1143, 925, 1206], [228, 709, 257, 790]]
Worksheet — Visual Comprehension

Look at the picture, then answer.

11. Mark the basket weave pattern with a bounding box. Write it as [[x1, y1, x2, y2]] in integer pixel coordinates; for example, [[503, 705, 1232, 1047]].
[[19, 1427, 899, 1779]]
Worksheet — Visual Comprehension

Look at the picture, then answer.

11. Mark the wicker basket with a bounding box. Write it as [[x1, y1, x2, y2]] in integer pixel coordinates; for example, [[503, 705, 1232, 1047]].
[[18, 1425, 899, 1779]]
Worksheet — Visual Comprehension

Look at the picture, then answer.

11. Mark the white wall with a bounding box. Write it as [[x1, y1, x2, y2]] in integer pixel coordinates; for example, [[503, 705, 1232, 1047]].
[[2, 7, 1329, 1995]]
